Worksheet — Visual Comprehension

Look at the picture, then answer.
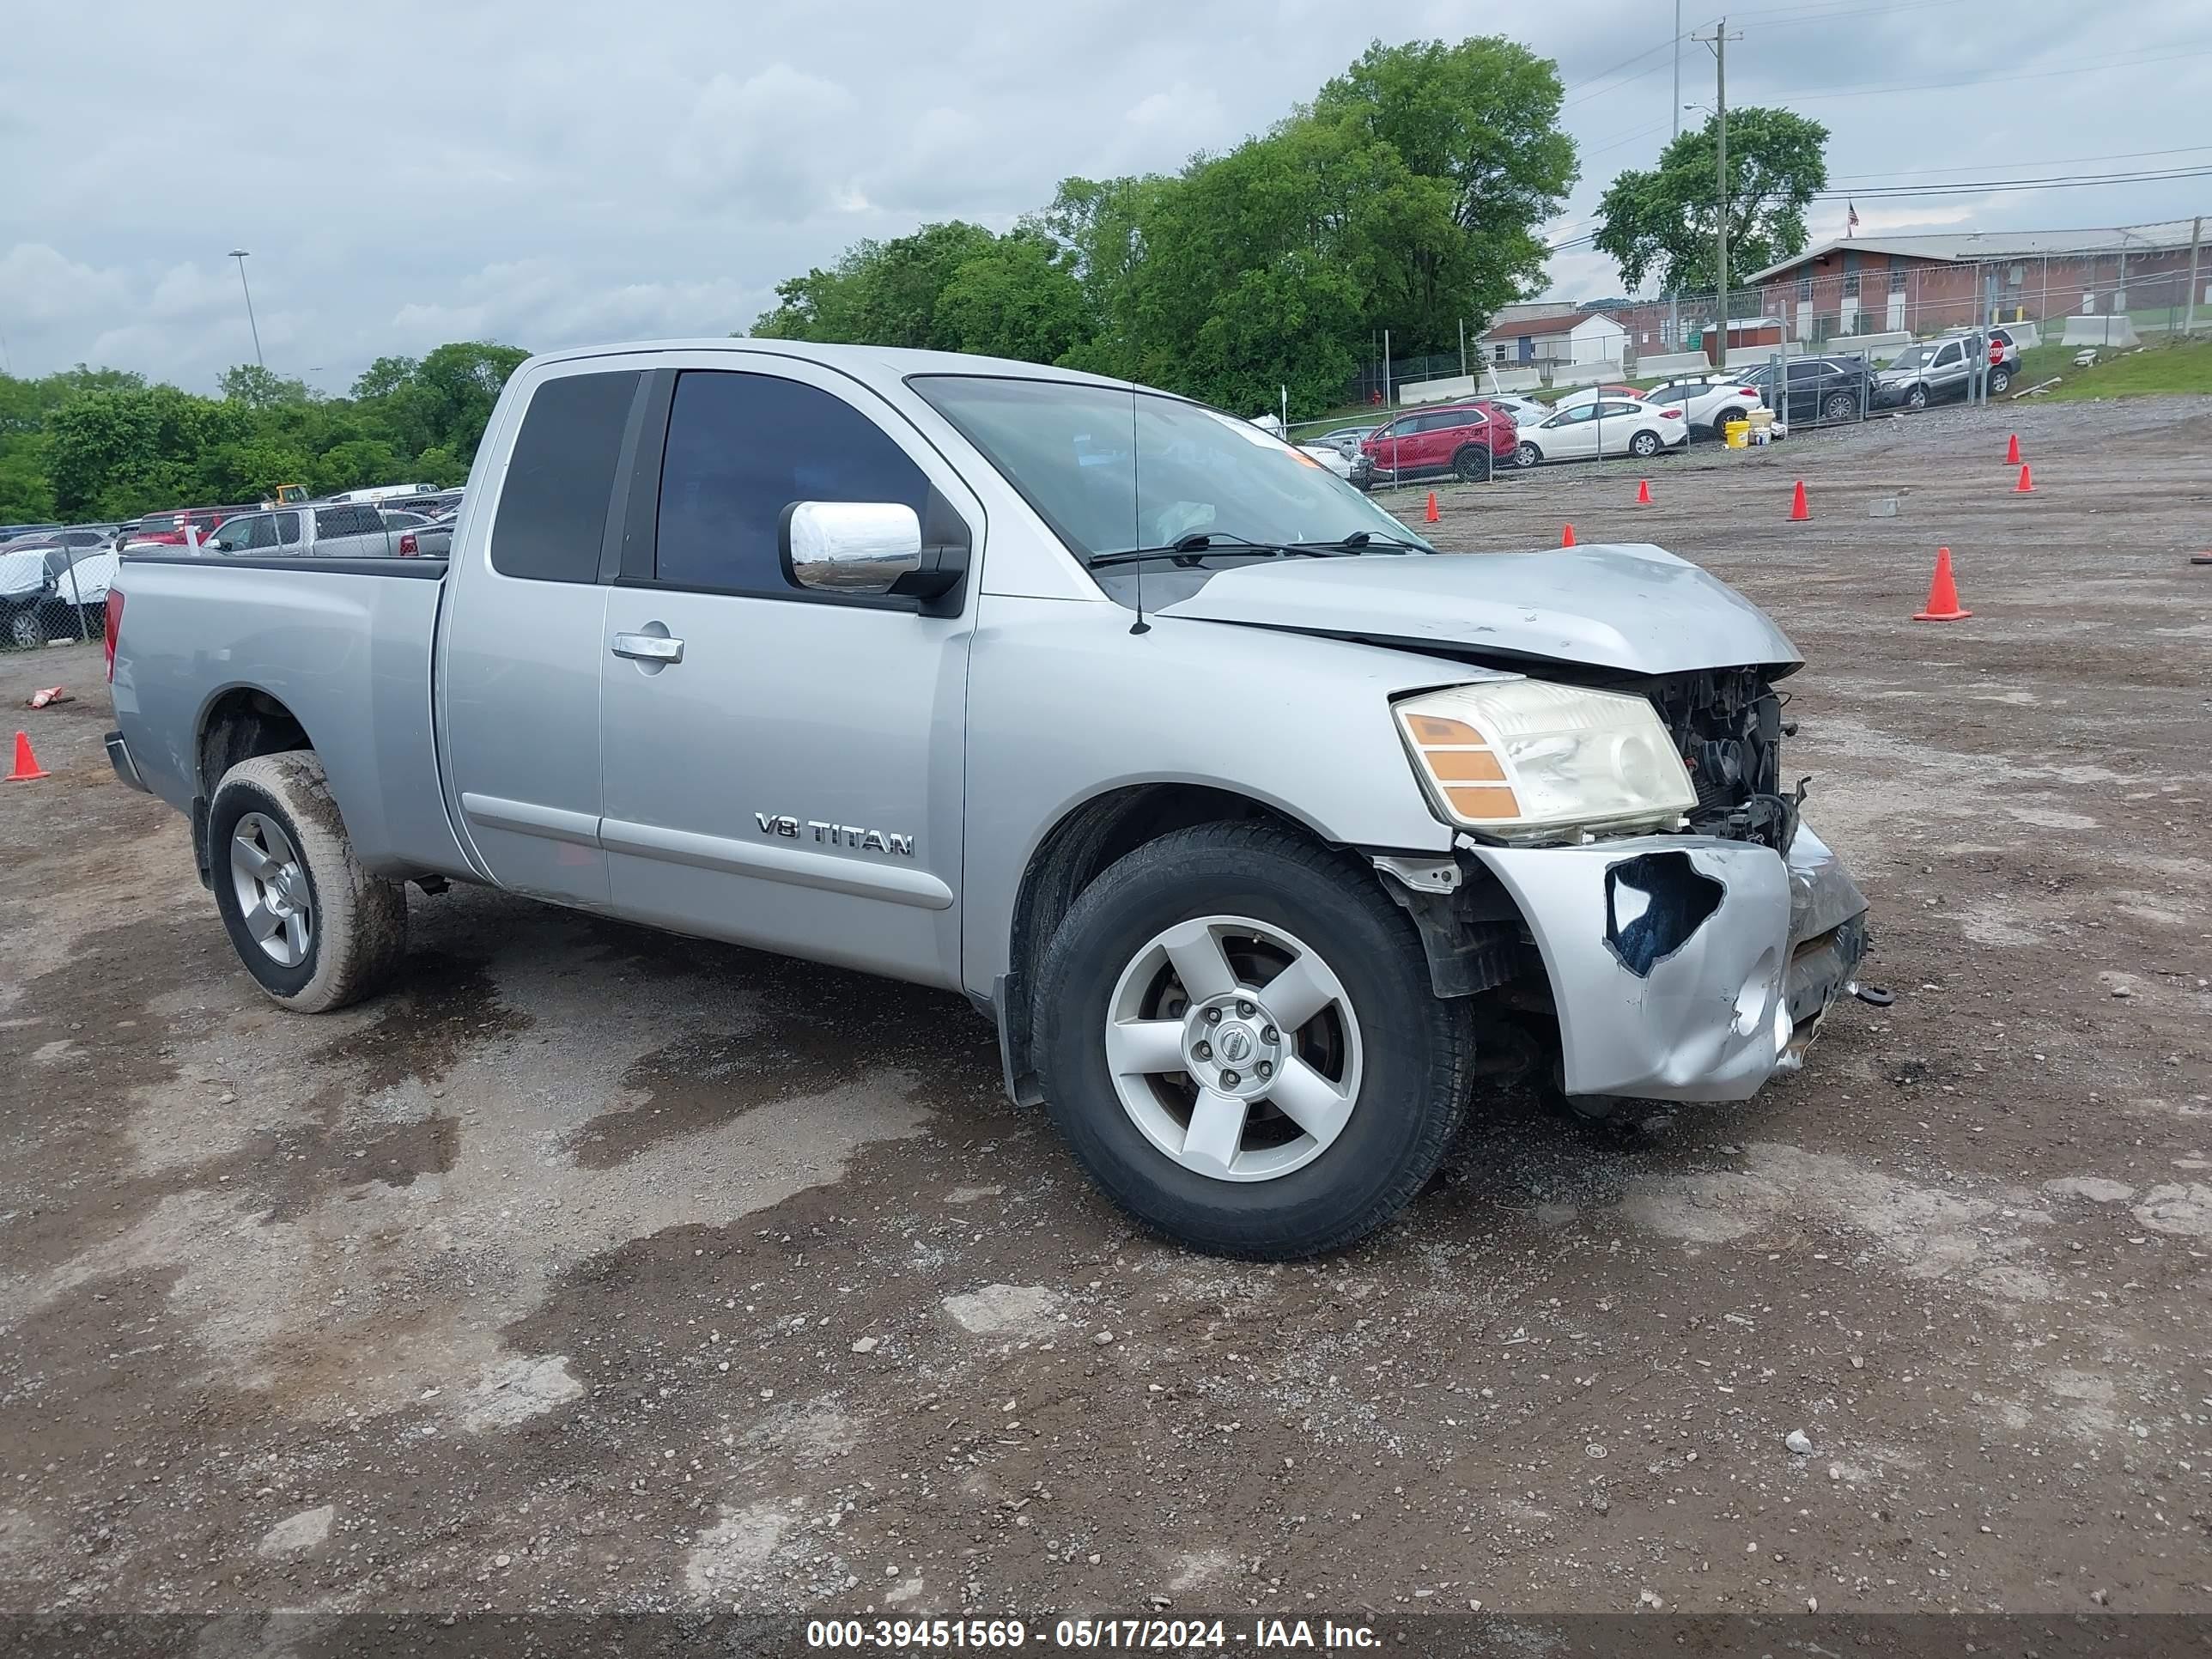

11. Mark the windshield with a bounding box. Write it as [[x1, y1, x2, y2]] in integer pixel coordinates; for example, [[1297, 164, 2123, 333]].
[[1887, 344, 1938, 370], [909, 376, 1428, 568]]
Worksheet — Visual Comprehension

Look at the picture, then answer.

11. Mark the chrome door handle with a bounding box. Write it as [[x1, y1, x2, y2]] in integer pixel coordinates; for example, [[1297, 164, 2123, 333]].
[[611, 632, 684, 663]]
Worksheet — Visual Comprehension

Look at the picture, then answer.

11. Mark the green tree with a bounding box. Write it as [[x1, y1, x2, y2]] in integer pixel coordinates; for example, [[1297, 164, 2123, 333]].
[[934, 233, 1090, 363], [217, 363, 313, 409], [413, 445, 469, 489], [412, 343, 530, 461], [1312, 37, 1578, 350], [1593, 107, 1830, 295], [43, 387, 249, 516], [350, 355, 420, 400], [309, 438, 406, 495]]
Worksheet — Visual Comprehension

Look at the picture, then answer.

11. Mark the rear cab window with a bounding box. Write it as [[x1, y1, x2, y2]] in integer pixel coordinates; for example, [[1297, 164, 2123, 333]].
[[489, 370, 644, 581]]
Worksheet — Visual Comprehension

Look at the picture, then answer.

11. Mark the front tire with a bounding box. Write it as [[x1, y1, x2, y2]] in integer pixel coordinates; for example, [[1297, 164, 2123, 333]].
[[1906, 383, 1929, 410], [1032, 823, 1474, 1259], [1515, 441, 1541, 469], [209, 751, 408, 1012]]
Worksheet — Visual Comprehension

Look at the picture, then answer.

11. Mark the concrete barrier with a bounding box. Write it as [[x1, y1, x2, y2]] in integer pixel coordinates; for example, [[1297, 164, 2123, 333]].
[[1835, 329, 1910, 354], [2062, 313, 2141, 348], [1550, 359, 1625, 390], [1397, 374, 1476, 407], [1633, 350, 1710, 378], [1481, 367, 1544, 393]]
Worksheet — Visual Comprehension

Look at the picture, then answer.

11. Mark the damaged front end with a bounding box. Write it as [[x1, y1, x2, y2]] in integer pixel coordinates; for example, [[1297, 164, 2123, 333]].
[[1376, 665, 1869, 1104]]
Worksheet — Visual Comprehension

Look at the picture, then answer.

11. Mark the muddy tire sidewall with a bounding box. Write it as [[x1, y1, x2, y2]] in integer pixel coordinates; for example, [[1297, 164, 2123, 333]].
[[209, 751, 407, 1013]]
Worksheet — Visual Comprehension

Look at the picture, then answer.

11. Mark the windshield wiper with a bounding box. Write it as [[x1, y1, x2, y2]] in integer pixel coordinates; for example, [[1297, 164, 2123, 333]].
[[1084, 532, 1350, 570], [1285, 532, 1431, 555]]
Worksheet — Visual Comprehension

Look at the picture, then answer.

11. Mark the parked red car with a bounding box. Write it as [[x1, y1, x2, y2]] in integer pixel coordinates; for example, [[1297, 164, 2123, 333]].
[[122, 507, 248, 550], [1352, 401, 1518, 489]]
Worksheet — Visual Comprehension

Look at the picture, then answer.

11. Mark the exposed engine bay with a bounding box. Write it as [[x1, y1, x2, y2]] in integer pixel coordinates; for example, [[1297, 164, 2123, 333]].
[[1641, 666, 1801, 852]]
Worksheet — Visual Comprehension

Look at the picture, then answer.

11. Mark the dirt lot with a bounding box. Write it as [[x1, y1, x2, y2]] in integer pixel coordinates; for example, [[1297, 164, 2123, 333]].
[[3, 396, 2209, 1642]]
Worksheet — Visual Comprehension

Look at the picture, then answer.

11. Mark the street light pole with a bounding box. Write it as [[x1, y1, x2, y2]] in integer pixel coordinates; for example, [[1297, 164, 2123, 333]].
[[229, 248, 264, 370]]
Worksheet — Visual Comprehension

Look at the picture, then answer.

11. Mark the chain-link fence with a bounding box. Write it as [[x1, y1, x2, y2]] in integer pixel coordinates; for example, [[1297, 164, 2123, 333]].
[[1312, 222, 2209, 514], [1, 540, 118, 653]]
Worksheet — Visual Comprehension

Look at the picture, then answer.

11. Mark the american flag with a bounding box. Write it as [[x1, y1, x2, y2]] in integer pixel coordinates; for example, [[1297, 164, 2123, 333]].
[[1847, 201, 1860, 236]]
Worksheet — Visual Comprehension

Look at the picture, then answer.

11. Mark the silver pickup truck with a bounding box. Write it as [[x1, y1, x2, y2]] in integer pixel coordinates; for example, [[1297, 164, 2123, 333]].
[[104, 339, 1870, 1259]]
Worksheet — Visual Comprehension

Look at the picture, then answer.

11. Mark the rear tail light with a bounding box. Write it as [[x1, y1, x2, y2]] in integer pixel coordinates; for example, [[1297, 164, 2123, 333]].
[[104, 590, 124, 682], [1658, 408, 1682, 418], [398, 532, 419, 557]]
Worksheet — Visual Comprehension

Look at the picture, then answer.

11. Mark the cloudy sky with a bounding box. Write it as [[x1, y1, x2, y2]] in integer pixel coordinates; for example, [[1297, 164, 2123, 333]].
[[5, 0, 2208, 392]]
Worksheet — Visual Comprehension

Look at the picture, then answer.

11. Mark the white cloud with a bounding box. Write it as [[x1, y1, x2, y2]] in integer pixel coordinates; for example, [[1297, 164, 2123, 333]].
[[1, 0, 2199, 388]]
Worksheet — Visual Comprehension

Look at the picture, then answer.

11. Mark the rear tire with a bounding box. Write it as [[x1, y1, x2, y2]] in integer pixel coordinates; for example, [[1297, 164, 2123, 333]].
[[8, 608, 43, 650], [1032, 822, 1474, 1259], [209, 751, 408, 1012], [1451, 445, 1492, 483], [1990, 367, 2012, 396], [1821, 391, 1857, 422], [1630, 429, 1662, 458]]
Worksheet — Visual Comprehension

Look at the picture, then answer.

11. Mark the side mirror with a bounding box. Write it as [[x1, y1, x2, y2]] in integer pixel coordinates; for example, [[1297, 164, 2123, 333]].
[[780, 497, 967, 610]]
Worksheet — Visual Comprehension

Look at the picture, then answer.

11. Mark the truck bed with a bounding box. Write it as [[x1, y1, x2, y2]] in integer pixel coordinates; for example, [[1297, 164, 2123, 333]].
[[110, 553, 477, 881]]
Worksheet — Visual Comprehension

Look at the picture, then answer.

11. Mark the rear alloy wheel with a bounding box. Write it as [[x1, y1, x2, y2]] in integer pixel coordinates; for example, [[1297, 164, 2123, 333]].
[[1515, 441, 1542, 469], [1822, 391, 1858, 422], [1630, 429, 1662, 458], [1990, 367, 2012, 396], [1451, 445, 1492, 483], [1033, 822, 1474, 1259], [209, 750, 408, 1012], [8, 608, 42, 650]]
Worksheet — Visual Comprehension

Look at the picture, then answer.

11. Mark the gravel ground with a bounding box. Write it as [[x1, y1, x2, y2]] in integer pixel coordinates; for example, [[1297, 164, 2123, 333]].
[[1, 392, 2209, 1643]]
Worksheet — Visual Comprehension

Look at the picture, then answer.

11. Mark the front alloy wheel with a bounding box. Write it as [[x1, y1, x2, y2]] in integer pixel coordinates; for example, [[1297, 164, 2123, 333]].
[[1104, 915, 1362, 1182], [1515, 441, 1541, 469], [1906, 383, 1929, 410]]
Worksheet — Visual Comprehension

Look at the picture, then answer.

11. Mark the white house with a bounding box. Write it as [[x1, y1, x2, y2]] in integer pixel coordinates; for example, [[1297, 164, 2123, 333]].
[[1566, 313, 1629, 365]]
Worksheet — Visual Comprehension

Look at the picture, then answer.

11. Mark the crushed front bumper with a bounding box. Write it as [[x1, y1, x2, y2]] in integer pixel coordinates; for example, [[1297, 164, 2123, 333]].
[[1465, 820, 1869, 1102]]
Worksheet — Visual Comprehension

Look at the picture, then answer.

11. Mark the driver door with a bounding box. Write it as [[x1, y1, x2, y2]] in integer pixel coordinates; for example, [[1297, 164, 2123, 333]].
[[597, 356, 982, 988], [1540, 404, 1599, 459]]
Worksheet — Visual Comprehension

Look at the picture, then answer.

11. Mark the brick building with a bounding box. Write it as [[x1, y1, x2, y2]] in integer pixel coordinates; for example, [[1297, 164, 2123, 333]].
[[1743, 220, 2206, 346]]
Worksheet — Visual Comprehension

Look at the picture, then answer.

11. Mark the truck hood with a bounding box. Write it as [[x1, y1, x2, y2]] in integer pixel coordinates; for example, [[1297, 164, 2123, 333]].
[[1152, 543, 1801, 678]]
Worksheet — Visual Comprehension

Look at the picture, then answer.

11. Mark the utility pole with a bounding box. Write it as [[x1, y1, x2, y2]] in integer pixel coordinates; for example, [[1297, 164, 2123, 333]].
[[2185, 216, 2202, 337], [1668, 0, 1681, 354], [1459, 317, 1468, 381], [1694, 20, 1742, 368]]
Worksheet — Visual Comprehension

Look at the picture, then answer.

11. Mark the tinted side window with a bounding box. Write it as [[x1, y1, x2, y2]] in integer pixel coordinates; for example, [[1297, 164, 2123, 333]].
[[1933, 343, 1962, 367], [274, 512, 301, 546], [654, 370, 930, 595], [315, 506, 380, 538], [491, 370, 642, 582]]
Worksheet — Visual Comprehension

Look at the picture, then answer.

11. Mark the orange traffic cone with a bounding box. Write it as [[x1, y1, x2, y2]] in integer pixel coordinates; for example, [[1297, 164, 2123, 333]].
[[6, 731, 48, 781], [1789, 480, 1810, 521], [2014, 463, 2034, 493], [1425, 491, 1439, 525], [2005, 433, 2021, 465], [1635, 477, 1652, 505], [1560, 523, 1577, 548], [1912, 548, 1972, 623]]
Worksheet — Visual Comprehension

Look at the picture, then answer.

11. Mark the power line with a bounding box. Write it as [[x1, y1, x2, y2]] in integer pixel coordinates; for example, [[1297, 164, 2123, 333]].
[[1771, 41, 2212, 102], [1814, 163, 2212, 198], [1828, 143, 2212, 181]]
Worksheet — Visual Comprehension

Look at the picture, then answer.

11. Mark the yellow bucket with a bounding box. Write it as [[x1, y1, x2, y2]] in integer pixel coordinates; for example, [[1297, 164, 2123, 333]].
[[1723, 421, 1749, 449]]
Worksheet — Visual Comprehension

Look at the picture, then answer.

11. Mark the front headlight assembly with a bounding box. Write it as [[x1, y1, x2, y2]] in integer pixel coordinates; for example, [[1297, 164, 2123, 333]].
[[1394, 680, 1697, 844]]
